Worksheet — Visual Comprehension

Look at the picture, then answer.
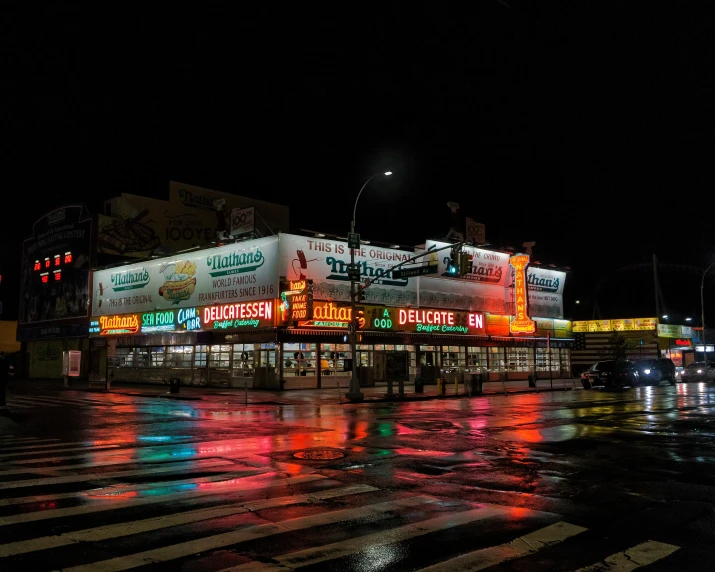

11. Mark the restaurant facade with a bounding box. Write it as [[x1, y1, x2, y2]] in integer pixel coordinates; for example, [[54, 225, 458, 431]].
[[84, 233, 574, 389]]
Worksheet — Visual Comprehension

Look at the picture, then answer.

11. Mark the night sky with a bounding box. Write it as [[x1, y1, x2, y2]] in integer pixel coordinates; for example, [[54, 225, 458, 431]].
[[3, 2, 714, 323]]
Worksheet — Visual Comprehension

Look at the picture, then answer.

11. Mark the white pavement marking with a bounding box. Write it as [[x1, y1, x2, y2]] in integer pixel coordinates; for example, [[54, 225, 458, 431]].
[[0, 484, 378, 557], [3, 402, 34, 409], [59, 495, 438, 572], [0, 474, 326, 526], [0, 445, 121, 460], [0, 438, 50, 443], [417, 521, 588, 571], [219, 563, 289, 572], [274, 504, 524, 569], [6, 397, 63, 407], [0, 441, 103, 452], [0, 469, 286, 507], [0, 452, 245, 477], [0, 458, 234, 491], [574, 540, 680, 571]]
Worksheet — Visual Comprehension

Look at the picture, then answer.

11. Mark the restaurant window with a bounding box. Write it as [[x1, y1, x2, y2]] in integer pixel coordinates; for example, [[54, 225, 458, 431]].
[[115, 347, 134, 367], [356, 343, 370, 368], [441, 345, 463, 370], [233, 344, 255, 371], [168, 345, 193, 368], [135, 347, 165, 367], [209, 344, 231, 367], [320, 343, 351, 376], [467, 347, 487, 370], [487, 347, 505, 373], [559, 348, 570, 375], [507, 347, 532, 373], [285, 343, 317, 375], [195, 345, 208, 368]]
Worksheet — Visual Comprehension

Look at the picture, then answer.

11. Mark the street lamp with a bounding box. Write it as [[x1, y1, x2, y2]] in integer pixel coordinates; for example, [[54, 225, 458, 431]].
[[346, 171, 392, 402], [701, 262, 715, 362]]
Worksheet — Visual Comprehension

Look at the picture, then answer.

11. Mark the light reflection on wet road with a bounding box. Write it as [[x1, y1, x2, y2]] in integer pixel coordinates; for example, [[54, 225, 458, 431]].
[[1, 382, 714, 570]]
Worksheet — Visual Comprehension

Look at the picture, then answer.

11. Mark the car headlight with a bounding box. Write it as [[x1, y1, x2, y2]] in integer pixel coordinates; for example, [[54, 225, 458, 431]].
[[697, 369, 703, 374], [644, 369, 651, 374]]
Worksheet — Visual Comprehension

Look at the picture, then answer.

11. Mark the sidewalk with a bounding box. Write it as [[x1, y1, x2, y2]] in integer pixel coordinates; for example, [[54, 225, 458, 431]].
[[6, 376, 584, 406]]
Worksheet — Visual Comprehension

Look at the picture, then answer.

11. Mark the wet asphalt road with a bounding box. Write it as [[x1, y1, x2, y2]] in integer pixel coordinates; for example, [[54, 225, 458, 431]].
[[1, 382, 714, 571]]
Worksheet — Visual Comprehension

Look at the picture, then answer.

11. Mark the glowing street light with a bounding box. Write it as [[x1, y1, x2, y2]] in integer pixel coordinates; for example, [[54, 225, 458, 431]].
[[346, 171, 394, 402]]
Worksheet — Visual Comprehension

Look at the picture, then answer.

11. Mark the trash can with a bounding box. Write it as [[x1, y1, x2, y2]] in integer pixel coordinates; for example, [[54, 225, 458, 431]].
[[470, 373, 483, 394], [414, 377, 424, 394], [169, 377, 180, 394], [528, 373, 536, 388]]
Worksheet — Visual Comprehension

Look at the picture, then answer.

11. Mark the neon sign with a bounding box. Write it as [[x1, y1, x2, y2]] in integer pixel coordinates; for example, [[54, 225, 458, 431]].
[[362, 306, 485, 335], [97, 314, 140, 335], [178, 307, 201, 331], [202, 300, 274, 330], [298, 301, 362, 328], [280, 279, 314, 324], [141, 310, 176, 333], [509, 254, 535, 334]]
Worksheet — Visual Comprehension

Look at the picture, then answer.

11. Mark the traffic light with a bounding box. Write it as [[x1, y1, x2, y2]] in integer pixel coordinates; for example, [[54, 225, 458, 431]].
[[356, 286, 366, 302], [448, 245, 460, 275], [459, 252, 472, 275]]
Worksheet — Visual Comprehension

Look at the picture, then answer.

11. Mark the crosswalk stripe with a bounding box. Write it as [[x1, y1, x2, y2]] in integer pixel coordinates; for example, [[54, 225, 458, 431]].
[[219, 563, 287, 572], [4, 438, 287, 466], [59, 495, 438, 572], [0, 473, 326, 525], [0, 484, 378, 558], [0, 458, 234, 492], [7, 398, 62, 407], [0, 469, 296, 507], [37, 395, 117, 406], [273, 504, 523, 569], [574, 540, 680, 571], [0, 438, 50, 443], [0, 441, 105, 452], [0, 453, 218, 476], [0, 444, 122, 460], [4, 402, 34, 409], [417, 521, 588, 571]]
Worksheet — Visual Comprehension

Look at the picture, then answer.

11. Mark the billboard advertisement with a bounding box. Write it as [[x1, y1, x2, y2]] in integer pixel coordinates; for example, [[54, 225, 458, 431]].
[[278, 233, 419, 305], [97, 183, 289, 258], [507, 264, 567, 320], [91, 236, 279, 316], [424, 239, 511, 286]]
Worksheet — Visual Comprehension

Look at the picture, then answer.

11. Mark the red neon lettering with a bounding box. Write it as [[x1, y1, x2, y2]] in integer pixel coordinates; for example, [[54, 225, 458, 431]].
[[203, 301, 272, 323]]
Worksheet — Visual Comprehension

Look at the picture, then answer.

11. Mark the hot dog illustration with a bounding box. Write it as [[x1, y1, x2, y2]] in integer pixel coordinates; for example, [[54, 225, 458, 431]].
[[159, 260, 197, 304]]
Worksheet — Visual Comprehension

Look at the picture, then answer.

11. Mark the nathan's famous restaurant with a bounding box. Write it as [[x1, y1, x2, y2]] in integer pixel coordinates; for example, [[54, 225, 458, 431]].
[[83, 232, 573, 389]]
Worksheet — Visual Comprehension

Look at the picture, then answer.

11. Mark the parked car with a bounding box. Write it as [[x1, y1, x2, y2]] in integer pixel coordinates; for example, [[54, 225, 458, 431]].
[[632, 358, 676, 386], [680, 362, 715, 383], [581, 360, 640, 389]]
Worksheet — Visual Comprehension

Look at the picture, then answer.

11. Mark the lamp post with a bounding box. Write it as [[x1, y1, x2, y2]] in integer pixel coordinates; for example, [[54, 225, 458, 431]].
[[701, 262, 715, 362], [346, 171, 392, 402]]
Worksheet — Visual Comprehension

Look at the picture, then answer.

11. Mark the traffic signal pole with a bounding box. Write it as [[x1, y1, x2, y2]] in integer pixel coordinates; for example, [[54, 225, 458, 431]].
[[346, 240, 471, 402]]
